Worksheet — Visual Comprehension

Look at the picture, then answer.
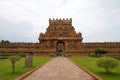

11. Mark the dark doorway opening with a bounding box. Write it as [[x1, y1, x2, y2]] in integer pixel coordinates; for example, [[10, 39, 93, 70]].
[[56, 40, 65, 56]]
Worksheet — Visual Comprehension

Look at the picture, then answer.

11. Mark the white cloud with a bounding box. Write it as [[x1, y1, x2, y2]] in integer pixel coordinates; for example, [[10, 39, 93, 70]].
[[0, 0, 120, 42]]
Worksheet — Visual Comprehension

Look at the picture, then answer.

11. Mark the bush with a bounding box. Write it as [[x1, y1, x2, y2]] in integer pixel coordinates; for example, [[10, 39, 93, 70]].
[[49, 53, 54, 57], [89, 53, 96, 57], [0, 54, 8, 59], [105, 54, 120, 60], [0, 52, 11, 59], [67, 53, 72, 57], [96, 57, 119, 74], [19, 54, 26, 57], [94, 49, 108, 57]]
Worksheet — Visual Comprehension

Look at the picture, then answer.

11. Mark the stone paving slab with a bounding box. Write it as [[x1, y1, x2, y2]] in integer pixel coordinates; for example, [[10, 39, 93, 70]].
[[22, 57, 95, 80]]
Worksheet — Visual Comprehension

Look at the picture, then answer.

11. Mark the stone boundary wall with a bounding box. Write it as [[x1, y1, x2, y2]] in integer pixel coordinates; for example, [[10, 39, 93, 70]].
[[82, 42, 120, 54], [0, 42, 120, 55]]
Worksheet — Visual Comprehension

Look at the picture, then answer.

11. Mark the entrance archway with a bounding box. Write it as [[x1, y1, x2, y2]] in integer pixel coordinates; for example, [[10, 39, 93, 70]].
[[56, 40, 65, 56]]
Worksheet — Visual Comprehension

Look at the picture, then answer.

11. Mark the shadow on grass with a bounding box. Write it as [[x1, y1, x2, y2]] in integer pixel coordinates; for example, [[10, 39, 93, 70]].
[[94, 71, 120, 80], [96, 71, 120, 77]]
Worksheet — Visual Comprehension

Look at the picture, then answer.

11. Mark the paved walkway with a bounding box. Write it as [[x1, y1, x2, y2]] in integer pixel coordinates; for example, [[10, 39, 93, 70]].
[[22, 57, 95, 80]]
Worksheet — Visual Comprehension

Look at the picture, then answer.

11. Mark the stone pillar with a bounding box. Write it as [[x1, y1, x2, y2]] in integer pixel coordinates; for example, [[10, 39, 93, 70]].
[[25, 53, 33, 67]]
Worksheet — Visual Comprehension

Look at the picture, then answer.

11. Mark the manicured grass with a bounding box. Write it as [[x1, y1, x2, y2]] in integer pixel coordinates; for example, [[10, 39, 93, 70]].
[[0, 56, 52, 80], [70, 57, 120, 80]]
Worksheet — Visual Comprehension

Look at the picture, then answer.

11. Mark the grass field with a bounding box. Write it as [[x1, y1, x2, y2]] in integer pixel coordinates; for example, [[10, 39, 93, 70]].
[[70, 57, 120, 80], [0, 56, 52, 80]]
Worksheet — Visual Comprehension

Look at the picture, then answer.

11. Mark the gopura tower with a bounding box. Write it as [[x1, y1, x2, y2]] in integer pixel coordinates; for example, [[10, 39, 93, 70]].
[[38, 18, 83, 55]]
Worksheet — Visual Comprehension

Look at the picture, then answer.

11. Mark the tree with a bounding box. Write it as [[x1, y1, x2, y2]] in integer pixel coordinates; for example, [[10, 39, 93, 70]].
[[9, 55, 20, 73], [0, 40, 10, 43], [4, 40, 10, 43], [94, 48, 108, 57], [95, 48, 101, 56], [96, 57, 119, 74]]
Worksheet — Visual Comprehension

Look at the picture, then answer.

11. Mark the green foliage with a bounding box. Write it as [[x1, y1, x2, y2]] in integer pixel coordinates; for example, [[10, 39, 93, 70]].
[[95, 49, 108, 54], [4, 51, 11, 56], [49, 53, 54, 57], [96, 57, 119, 74], [9, 55, 21, 73], [19, 54, 26, 57], [89, 53, 96, 57], [70, 57, 120, 80], [67, 53, 72, 57], [94, 49, 108, 57], [0, 57, 52, 80], [0, 51, 11, 59], [0, 40, 10, 43], [9, 55, 21, 62], [105, 54, 120, 60], [95, 48, 101, 53]]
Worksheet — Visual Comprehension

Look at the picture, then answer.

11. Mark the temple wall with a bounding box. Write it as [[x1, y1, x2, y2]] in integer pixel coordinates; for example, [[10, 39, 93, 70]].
[[82, 42, 120, 54], [0, 42, 120, 56], [0, 19, 120, 56]]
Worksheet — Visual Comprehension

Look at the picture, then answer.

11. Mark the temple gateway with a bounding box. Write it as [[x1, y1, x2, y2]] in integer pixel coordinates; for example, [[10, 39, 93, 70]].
[[38, 18, 83, 56], [0, 18, 120, 56]]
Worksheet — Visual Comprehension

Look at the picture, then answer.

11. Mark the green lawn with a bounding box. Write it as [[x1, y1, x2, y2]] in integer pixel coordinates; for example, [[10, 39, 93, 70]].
[[0, 56, 52, 80], [70, 57, 120, 80]]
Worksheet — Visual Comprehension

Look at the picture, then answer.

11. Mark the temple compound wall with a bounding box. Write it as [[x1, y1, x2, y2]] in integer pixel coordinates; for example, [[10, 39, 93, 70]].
[[0, 18, 120, 56], [0, 42, 120, 55], [82, 42, 120, 54]]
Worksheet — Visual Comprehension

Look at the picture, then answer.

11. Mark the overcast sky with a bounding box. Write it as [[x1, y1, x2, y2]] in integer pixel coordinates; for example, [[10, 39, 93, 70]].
[[0, 0, 120, 42]]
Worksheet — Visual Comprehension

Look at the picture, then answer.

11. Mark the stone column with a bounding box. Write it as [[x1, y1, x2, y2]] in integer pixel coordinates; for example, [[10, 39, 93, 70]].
[[25, 53, 33, 67]]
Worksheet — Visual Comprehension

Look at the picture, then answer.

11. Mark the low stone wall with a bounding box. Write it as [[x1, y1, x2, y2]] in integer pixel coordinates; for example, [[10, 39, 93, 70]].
[[0, 42, 120, 56]]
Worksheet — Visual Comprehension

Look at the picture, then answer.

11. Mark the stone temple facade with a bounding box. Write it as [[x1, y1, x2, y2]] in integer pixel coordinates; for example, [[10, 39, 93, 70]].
[[38, 18, 83, 55], [0, 18, 120, 56]]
